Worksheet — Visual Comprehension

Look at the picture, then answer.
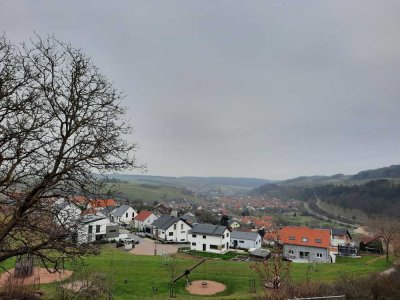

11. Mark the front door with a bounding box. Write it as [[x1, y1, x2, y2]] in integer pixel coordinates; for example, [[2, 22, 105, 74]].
[[203, 244, 206, 251]]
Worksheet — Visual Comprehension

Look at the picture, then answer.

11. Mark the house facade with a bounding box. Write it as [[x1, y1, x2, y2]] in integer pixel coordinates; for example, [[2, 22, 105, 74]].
[[331, 228, 352, 246], [134, 210, 159, 231], [77, 214, 116, 244], [109, 205, 137, 225], [279, 226, 332, 263], [230, 231, 262, 249], [189, 224, 231, 254], [151, 215, 192, 242]]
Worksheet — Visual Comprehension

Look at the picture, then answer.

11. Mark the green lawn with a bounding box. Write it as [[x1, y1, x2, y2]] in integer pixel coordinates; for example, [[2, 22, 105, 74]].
[[186, 250, 242, 261], [0, 247, 394, 300]]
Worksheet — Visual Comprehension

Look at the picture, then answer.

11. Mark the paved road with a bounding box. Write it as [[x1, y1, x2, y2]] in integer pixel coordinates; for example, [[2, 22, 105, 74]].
[[303, 201, 358, 228], [129, 237, 184, 256]]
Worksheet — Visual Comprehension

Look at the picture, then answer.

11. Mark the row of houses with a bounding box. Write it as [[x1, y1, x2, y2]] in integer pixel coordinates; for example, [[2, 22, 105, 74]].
[[135, 211, 264, 254], [55, 197, 139, 244]]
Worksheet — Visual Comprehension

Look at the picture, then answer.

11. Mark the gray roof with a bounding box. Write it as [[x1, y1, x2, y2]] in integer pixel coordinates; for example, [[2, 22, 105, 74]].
[[81, 213, 108, 224], [249, 248, 270, 258], [111, 204, 132, 217], [151, 215, 191, 231], [99, 205, 117, 215], [231, 231, 260, 241], [332, 228, 351, 239], [56, 200, 69, 211], [190, 224, 229, 236]]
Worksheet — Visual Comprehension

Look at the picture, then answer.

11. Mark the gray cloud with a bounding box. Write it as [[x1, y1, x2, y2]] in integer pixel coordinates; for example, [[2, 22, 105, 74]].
[[1, 0, 400, 179]]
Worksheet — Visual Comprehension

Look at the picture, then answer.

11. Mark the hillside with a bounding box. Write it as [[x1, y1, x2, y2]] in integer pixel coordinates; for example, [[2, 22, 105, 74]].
[[104, 174, 272, 195], [107, 182, 204, 204], [252, 164, 400, 219]]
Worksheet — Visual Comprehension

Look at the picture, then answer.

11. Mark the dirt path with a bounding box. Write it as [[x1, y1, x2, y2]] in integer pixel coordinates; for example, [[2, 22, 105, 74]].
[[0, 268, 72, 287], [366, 255, 385, 264]]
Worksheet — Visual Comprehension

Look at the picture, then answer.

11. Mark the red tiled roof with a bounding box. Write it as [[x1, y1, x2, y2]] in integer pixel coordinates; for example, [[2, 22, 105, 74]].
[[134, 210, 153, 222], [90, 198, 117, 208], [279, 226, 331, 249], [263, 230, 278, 241], [71, 195, 90, 204]]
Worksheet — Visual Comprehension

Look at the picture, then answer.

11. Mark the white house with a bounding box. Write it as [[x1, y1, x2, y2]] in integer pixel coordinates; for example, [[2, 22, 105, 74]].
[[108, 205, 137, 225], [151, 215, 192, 243], [230, 231, 262, 249], [189, 224, 231, 254], [54, 198, 82, 227], [134, 210, 159, 232], [77, 213, 114, 243]]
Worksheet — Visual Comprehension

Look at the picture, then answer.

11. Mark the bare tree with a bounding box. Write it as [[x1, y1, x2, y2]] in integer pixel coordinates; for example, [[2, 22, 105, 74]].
[[0, 34, 141, 266], [371, 218, 400, 262]]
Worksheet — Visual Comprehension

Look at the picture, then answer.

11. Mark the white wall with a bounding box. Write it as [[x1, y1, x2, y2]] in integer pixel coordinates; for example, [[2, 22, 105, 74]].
[[78, 217, 109, 244], [231, 235, 262, 249], [189, 229, 230, 254], [157, 220, 191, 242], [116, 207, 138, 224], [135, 213, 158, 230], [54, 200, 82, 227]]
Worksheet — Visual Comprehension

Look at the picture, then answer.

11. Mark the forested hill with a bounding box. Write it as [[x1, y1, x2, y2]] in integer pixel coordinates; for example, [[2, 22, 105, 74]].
[[252, 164, 400, 218], [352, 165, 400, 180]]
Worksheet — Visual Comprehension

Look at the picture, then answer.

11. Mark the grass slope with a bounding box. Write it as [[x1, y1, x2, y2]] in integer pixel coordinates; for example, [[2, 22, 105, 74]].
[[3, 247, 391, 300]]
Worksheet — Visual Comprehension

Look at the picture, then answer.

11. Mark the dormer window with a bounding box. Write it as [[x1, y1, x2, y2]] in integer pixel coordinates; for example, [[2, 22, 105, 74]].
[[302, 237, 308, 242], [315, 239, 322, 243], [289, 236, 295, 240]]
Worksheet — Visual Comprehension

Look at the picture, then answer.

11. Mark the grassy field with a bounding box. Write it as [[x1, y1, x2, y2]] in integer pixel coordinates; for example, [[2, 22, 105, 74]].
[[109, 182, 203, 203], [1, 246, 393, 300]]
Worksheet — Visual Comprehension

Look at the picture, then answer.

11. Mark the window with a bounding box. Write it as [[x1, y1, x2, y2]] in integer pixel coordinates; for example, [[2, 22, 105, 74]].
[[96, 225, 101, 233], [203, 235, 206, 239], [289, 236, 295, 240], [126, 212, 128, 218], [288, 249, 294, 254], [181, 224, 183, 230], [88, 225, 92, 234], [192, 234, 197, 238], [174, 224, 176, 230], [210, 245, 218, 249], [317, 253, 323, 258], [180, 238, 185, 241], [169, 232, 173, 236], [181, 231, 185, 234], [300, 251, 310, 259], [302, 237, 308, 242], [315, 239, 322, 243], [226, 232, 229, 238], [192, 242, 196, 246], [109, 229, 117, 233], [222, 244, 225, 248], [239, 240, 244, 244]]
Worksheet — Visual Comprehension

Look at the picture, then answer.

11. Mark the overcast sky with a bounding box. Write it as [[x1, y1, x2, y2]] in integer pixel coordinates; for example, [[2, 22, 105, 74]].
[[1, 1, 400, 179]]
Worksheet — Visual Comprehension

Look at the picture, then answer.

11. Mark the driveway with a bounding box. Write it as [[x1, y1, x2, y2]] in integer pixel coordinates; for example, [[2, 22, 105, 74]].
[[129, 238, 185, 256]]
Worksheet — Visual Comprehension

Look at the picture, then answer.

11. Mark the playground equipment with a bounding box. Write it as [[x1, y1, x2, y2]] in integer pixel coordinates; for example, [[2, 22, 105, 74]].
[[169, 259, 206, 298], [172, 259, 206, 286], [14, 253, 34, 278]]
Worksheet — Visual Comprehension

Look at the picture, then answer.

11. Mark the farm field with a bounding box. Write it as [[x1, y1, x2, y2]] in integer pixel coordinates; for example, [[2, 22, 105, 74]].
[[109, 182, 203, 203], [1, 246, 393, 300]]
